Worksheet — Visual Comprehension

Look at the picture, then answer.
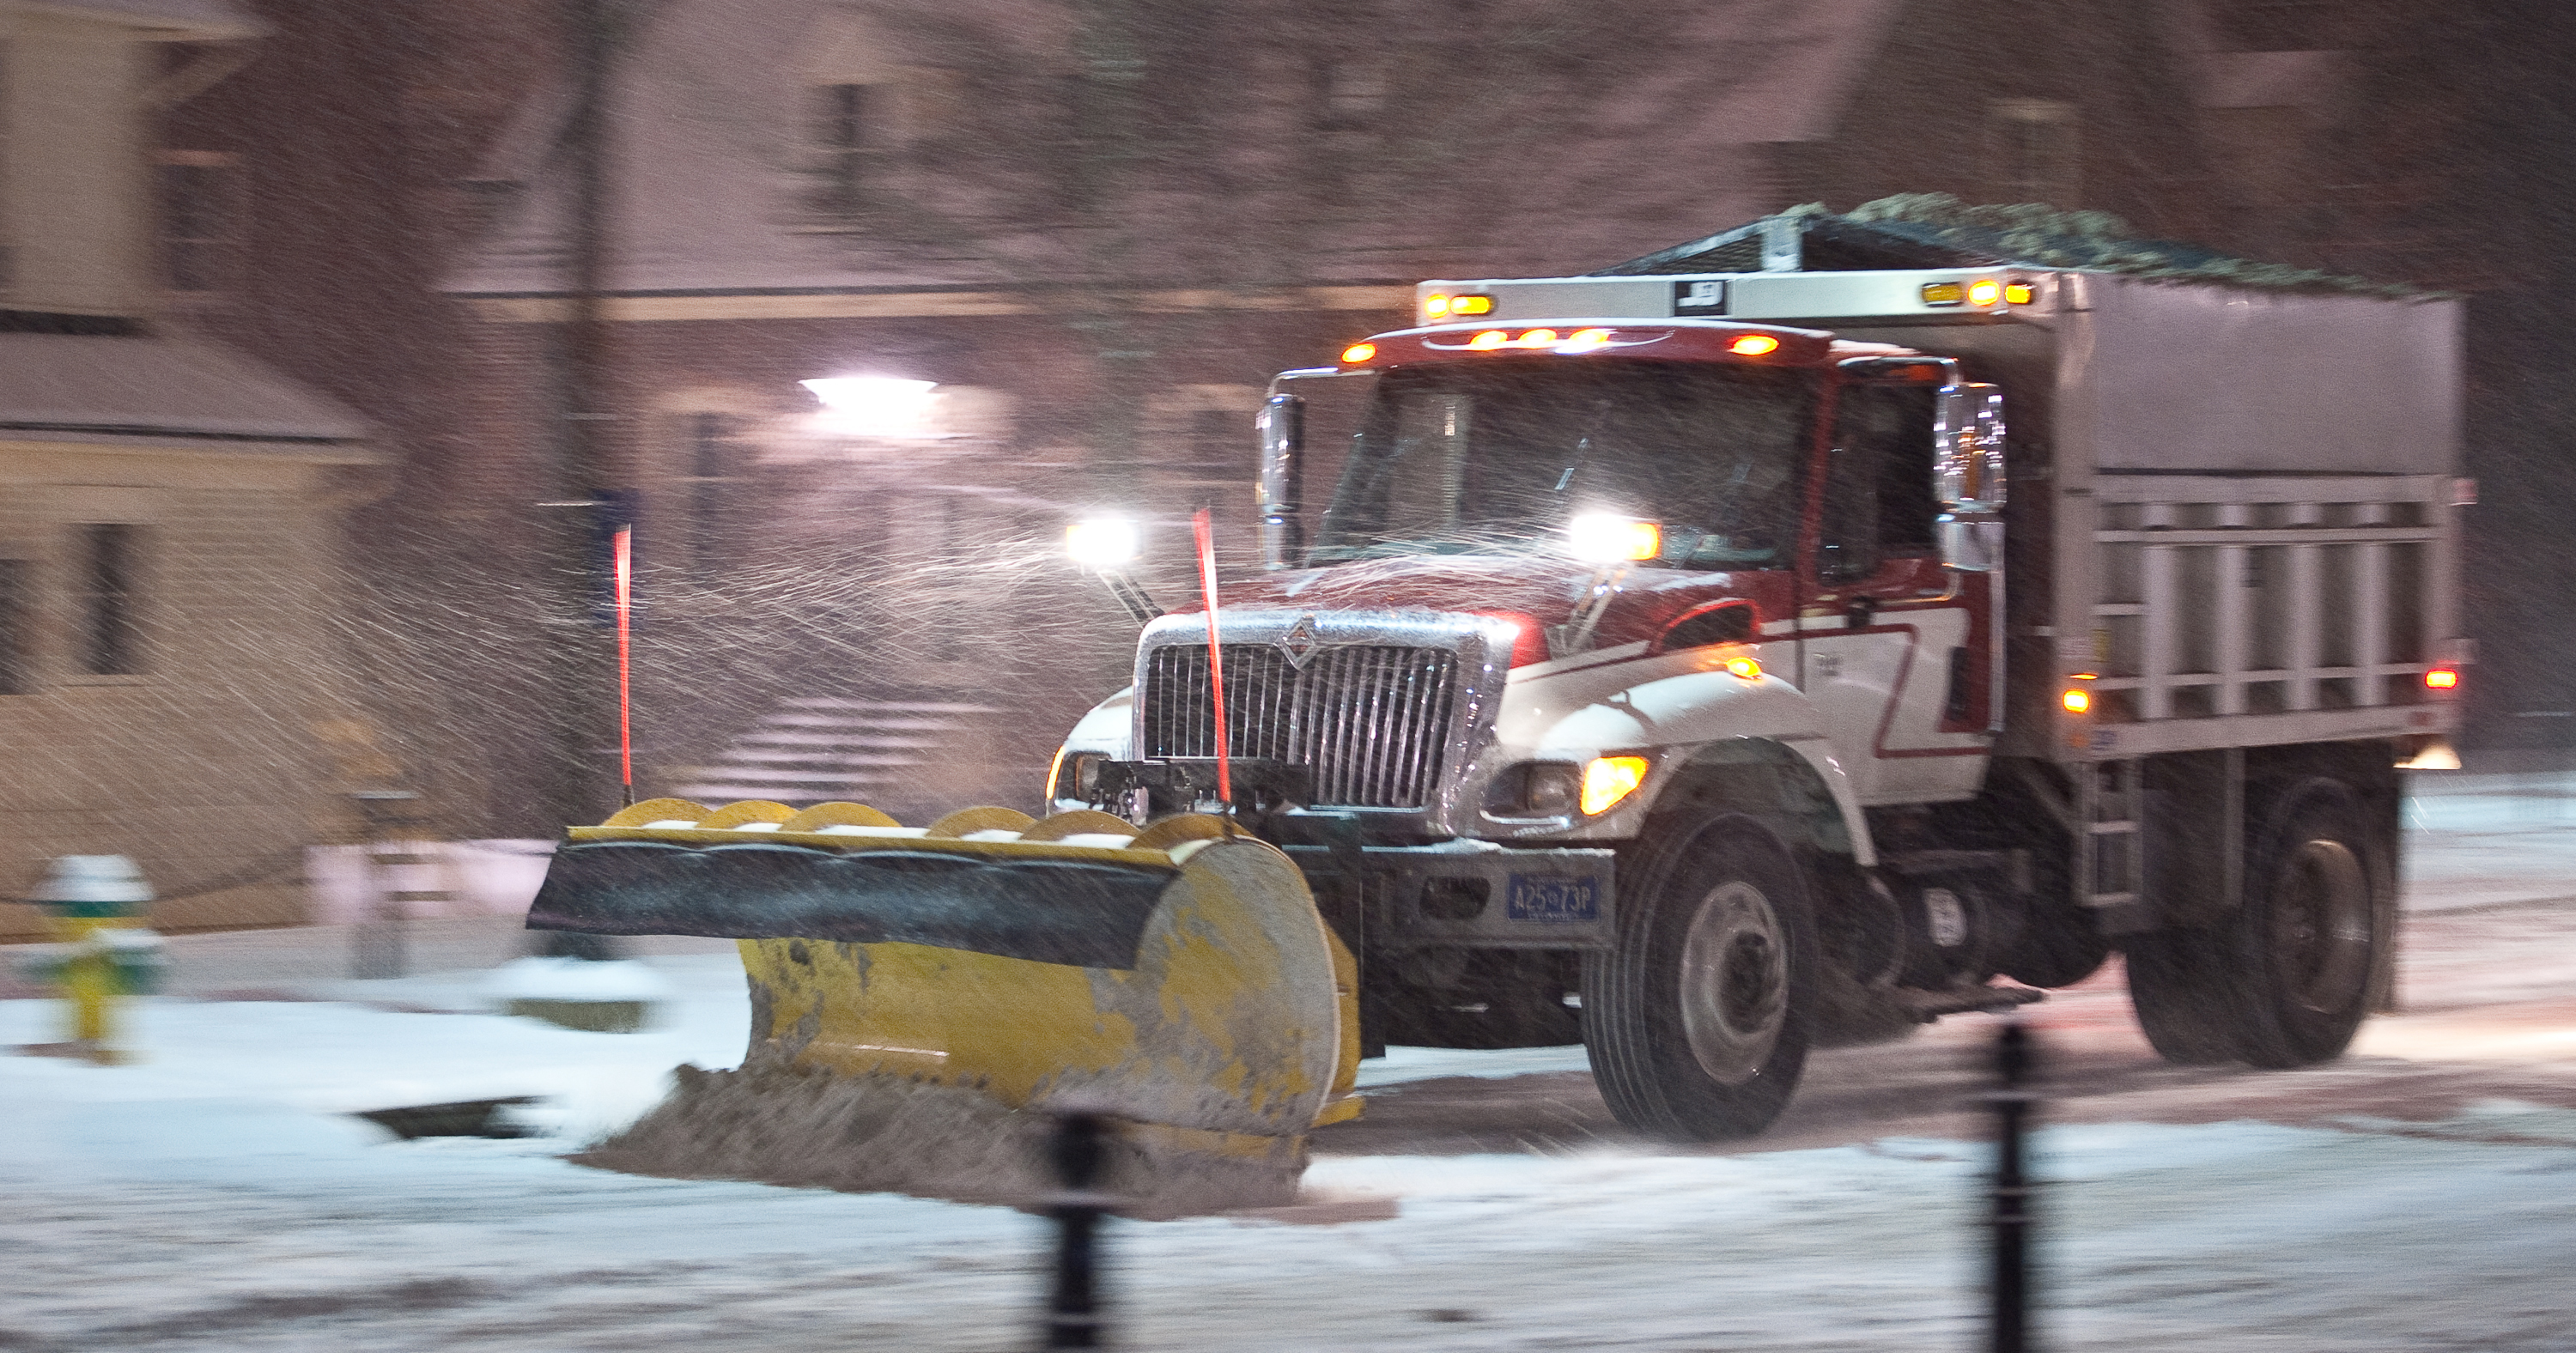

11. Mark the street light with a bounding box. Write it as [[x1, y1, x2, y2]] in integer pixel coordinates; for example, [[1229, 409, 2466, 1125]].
[[801, 377, 939, 438]]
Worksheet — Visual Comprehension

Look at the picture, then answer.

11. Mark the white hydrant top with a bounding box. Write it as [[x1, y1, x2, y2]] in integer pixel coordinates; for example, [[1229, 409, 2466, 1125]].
[[29, 854, 155, 905]]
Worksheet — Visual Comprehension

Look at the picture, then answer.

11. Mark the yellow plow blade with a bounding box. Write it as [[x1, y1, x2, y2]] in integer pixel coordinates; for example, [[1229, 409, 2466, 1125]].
[[529, 798, 1360, 1202]]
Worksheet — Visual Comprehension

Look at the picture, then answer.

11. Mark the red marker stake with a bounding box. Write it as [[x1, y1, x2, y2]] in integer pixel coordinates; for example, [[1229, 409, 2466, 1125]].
[[1191, 508, 1231, 810], [613, 525, 635, 808]]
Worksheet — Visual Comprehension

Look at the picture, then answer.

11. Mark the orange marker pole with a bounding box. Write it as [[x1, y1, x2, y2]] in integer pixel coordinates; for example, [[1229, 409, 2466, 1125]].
[[1191, 508, 1231, 810], [613, 525, 635, 808]]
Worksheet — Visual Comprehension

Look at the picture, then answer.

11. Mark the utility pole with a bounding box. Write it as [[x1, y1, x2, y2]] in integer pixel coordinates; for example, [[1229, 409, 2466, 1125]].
[[538, 0, 626, 956]]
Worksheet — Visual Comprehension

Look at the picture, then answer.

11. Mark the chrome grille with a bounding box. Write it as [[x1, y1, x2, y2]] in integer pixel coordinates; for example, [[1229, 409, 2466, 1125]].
[[1141, 643, 1459, 809]]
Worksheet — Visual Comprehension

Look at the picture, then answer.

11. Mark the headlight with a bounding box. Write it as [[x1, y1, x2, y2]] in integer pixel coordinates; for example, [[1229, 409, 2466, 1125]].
[[1485, 761, 1582, 818]]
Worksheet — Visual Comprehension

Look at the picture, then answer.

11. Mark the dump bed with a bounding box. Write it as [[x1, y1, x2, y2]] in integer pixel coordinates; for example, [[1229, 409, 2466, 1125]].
[[1414, 266, 2467, 761]]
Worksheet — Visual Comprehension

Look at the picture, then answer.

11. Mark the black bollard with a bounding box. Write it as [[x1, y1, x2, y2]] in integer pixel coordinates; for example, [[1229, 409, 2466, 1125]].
[[1045, 1112, 1111, 1348], [1987, 1020, 2038, 1353]]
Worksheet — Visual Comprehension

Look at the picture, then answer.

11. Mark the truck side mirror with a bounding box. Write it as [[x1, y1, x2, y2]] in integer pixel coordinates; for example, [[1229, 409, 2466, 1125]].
[[1934, 385, 2006, 573], [1257, 393, 1304, 568], [1934, 384, 2007, 511]]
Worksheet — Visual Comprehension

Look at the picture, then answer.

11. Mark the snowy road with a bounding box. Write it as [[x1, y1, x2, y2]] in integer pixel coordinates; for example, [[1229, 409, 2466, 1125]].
[[4, 803, 2576, 1350]]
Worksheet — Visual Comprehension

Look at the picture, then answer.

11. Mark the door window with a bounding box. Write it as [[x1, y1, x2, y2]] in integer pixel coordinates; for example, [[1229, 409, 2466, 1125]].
[[1818, 385, 1941, 585]]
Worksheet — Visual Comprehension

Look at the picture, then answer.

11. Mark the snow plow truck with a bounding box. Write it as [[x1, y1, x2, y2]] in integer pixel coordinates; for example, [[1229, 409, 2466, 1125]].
[[532, 203, 2464, 1160]]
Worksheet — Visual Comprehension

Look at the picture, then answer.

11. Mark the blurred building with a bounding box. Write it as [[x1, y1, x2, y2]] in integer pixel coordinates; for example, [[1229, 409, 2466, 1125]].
[[434, 0, 2239, 828], [0, 0, 380, 941], [94, 0, 2567, 864]]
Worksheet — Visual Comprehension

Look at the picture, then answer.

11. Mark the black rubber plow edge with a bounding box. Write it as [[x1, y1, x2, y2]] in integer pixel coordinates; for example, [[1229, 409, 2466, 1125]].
[[526, 841, 1178, 971]]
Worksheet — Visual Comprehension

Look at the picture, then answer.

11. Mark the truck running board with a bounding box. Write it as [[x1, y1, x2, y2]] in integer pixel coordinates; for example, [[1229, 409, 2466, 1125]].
[[1893, 984, 2047, 1022]]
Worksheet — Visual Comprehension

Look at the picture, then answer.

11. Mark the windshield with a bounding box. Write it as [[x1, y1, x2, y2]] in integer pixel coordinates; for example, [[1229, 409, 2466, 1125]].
[[1310, 358, 1816, 567]]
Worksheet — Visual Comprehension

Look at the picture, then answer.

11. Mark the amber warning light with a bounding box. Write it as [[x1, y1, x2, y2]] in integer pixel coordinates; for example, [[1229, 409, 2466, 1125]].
[[2426, 667, 2461, 690], [1423, 293, 1494, 319]]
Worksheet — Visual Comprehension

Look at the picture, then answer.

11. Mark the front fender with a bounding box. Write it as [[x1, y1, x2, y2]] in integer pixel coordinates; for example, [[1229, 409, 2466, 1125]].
[[1471, 647, 1875, 865]]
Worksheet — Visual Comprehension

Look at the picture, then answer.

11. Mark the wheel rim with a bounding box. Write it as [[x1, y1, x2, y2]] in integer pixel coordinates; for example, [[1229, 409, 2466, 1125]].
[[2272, 837, 2372, 1015], [1677, 880, 1789, 1083]]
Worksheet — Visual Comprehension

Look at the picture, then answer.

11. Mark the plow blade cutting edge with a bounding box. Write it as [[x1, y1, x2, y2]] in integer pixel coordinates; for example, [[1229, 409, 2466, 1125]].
[[528, 798, 1360, 1204]]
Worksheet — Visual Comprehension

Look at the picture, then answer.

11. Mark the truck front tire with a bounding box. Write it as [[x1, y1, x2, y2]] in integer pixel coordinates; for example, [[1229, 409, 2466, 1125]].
[[1584, 816, 1815, 1140], [2127, 776, 2385, 1067]]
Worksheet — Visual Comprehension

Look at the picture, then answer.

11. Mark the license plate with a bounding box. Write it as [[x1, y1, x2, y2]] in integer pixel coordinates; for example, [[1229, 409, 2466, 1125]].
[[1506, 874, 1601, 923]]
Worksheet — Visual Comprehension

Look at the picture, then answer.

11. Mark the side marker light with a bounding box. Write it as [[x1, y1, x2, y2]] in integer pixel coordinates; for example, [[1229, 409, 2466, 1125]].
[[1728, 334, 1781, 356], [1968, 279, 2003, 306], [2062, 688, 2093, 715], [2004, 282, 2036, 305], [2426, 668, 2460, 690], [1469, 329, 1508, 350], [1340, 342, 1376, 364], [1580, 755, 1649, 816], [1424, 294, 1452, 319], [1451, 295, 1494, 316], [1921, 282, 1965, 306]]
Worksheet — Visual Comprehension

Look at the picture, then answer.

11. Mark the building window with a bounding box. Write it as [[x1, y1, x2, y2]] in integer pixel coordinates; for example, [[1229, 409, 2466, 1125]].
[[77, 525, 143, 676], [812, 83, 880, 212], [0, 559, 29, 695], [158, 150, 241, 293], [1986, 100, 2081, 207], [1319, 58, 1389, 129]]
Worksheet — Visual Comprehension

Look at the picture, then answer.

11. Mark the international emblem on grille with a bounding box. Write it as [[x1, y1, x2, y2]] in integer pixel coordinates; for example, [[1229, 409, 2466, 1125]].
[[1277, 614, 1321, 669]]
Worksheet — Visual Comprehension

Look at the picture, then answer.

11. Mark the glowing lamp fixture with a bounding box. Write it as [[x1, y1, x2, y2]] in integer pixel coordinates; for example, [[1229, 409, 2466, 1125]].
[[1728, 334, 1781, 356], [1450, 294, 1494, 316], [1340, 342, 1377, 364], [802, 376, 939, 438], [1581, 755, 1650, 816], [1722, 654, 1762, 682], [1468, 329, 1510, 350], [1065, 516, 1143, 569], [2062, 687, 2093, 715], [1424, 294, 1452, 319], [1568, 513, 1662, 563], [1561, 327, 1615, 352], [1967, 279, 2004, 306], [2425, 667, 2461, 690]]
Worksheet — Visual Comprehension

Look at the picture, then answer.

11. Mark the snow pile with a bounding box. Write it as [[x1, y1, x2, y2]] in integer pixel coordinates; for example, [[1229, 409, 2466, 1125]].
[[483, 956, 676, 1003], [581, 1062, 1304, 1217]]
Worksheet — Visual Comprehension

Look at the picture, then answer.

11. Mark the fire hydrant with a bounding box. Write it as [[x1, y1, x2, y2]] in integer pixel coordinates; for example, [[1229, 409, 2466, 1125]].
[[24, 855, 164, 1065]]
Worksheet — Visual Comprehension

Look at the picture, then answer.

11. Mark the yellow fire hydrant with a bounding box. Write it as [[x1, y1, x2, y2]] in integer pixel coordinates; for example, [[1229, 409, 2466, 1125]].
[[26, 855, 164, 1065]]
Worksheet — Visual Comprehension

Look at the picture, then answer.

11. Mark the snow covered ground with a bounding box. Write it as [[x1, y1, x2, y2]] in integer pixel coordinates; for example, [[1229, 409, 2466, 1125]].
[[5, 792, 2576, 1350]]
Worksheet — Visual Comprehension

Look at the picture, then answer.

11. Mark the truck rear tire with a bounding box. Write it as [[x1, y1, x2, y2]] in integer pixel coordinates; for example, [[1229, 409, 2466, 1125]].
[[1583, 816, 1815, 1140], [2126, 776, 2385, 1067]]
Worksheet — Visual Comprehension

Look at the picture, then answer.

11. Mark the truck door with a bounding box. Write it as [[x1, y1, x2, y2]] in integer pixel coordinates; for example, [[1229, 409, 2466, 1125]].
[[1802, 379, 1994, 804]]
